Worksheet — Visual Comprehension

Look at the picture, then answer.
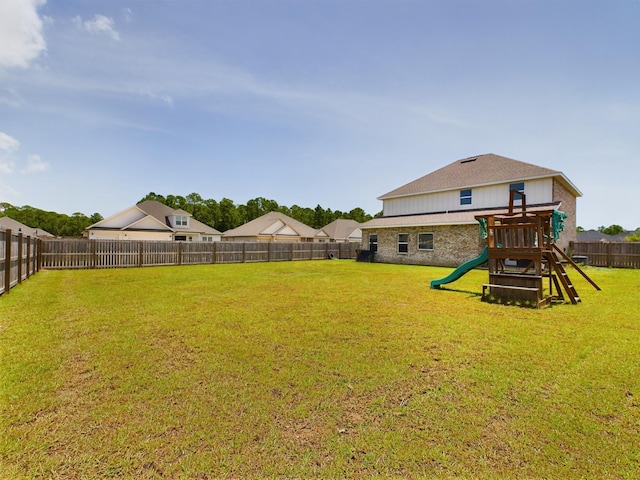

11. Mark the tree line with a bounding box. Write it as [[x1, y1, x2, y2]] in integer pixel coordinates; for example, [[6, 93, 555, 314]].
[[0, 194, 381, 237], [0, 203, 103, 237], [138, 192, 380, 232]]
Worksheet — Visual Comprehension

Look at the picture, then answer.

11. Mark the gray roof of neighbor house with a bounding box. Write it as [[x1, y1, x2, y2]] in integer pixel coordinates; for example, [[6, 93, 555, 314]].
[[88, 200, 221, 235], [577, 230, 636, 242], [361, 203, 562, 229], [0, 216, 54, 237], [223, 211, 318, 239], [136, 200, 221, 235], [379, 153, 582, 200], [317, 219, 361, 240]]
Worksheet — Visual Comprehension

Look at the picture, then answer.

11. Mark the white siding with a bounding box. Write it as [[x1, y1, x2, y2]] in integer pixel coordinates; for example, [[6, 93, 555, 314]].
[[89, 230, 173, 241], [383, 179, 554, 216], [98, 207, 146, 228]]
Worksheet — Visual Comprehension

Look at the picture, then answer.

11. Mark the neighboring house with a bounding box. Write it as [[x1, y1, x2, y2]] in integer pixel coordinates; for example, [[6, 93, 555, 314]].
[[0, 216, 54, 238], [316, 219, 362, 243], [85, 200, 222, 241], [222, 211, 319, 242], [577, 230, 638, 242], [360, 153, 581, 267]]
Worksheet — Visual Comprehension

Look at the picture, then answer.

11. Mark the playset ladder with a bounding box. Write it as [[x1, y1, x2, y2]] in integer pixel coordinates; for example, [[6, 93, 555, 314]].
[[547, 251, 580, 304]]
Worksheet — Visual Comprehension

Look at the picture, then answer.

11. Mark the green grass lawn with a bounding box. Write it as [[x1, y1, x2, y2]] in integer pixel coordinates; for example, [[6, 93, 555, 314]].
[[1, 261, 639, 479]]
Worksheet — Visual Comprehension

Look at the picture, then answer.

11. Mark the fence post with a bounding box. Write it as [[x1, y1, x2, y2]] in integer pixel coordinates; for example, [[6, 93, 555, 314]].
[[26, 235, 31, 279], [37, 239, 42, 271], [91, 240, 97, 269], [138, 241, 144, 267], [607, 242, 612, 268], [4, 229, 11, 294], [212, 241, 217, 264], [17, 232, 23, 284], [178, 242, 183, 266]]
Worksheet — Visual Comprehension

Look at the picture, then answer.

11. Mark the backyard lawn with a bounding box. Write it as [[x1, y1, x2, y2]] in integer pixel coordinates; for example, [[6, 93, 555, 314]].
[[1, 260, 639, 479]]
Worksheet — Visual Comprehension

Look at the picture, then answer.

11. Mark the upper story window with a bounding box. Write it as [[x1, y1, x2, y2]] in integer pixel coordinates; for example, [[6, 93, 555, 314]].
[[397, 233, 409, 254], [460, 189, 472, 205], [509, 182, 525, 200], [174, 215, 189, 227]]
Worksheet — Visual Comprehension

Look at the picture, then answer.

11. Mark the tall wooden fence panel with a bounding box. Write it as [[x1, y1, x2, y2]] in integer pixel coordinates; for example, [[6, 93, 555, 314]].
[[40, 239, 360, 270], [1, 229, 41, 295], [571, 241, 640, 268]]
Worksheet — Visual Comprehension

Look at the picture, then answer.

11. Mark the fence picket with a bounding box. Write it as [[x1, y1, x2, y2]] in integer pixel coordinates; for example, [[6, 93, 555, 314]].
[[36, 239, 360, 270], [0, 230, 41, 295], [570, 241, 640, 268]]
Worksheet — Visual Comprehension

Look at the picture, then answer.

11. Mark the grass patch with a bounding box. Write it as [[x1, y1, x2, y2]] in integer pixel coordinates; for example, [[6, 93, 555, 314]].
[[1, 261, 639, 478]]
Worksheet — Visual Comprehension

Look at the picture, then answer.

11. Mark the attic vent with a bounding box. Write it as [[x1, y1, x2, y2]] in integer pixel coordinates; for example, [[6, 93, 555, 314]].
[[461, 157, 477, 164]]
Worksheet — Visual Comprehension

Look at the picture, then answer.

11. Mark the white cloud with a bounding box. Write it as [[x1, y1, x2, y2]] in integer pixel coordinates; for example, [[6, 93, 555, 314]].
[[21, 154, 50, 173], [74, 14, 120, 41], [0, 132, 21, 155], [0, 159, 15, 174], [0, 132, 48, 175], [0, 0, 46, 69], [0, 88, 23, 107]]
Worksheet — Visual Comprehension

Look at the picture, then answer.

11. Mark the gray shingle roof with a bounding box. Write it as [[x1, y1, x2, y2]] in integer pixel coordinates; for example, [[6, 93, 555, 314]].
[[223, 211, 318, 239], [0, 216, 54, 237], [379, 153, 581, 199], [317, 219, 361, 240], [137, 200, 221, 235]]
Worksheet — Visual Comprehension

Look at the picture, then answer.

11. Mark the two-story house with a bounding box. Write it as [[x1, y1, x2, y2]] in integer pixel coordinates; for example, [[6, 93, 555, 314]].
[[360, 153, 581, 267]]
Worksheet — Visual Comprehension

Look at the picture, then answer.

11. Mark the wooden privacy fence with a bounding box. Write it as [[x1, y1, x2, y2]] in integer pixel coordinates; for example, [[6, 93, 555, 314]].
[[571, 241, 640, 268], [41, 239, 361, 270], [1, 229, 41, 295]]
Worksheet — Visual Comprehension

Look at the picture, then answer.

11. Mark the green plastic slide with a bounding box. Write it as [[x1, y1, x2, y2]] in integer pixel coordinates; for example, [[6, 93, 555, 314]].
[[430, 246, 489, 289]]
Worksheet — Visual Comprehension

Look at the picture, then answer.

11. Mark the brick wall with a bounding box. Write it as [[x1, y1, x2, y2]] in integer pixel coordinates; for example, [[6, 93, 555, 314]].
[[363, 224, 486, 267]]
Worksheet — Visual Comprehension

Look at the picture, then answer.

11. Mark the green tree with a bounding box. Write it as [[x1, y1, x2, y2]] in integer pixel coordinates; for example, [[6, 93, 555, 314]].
[[346, 207, 372, 223], [244, 197, 280, 222], [218, 198, 240, 232], [599, 224, 625, 235], [623, 232, 640, 242]]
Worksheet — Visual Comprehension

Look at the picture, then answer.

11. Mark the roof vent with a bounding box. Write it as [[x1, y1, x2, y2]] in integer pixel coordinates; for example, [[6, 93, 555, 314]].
[[460, 157, 478, 164]]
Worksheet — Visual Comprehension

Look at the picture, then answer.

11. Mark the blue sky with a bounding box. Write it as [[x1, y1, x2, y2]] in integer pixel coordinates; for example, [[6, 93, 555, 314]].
[[1, 0, 638, 230]]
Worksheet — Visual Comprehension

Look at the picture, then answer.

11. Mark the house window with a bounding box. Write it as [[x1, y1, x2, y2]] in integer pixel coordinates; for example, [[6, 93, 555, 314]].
[[369, 234, 378, 252], [202, 236, 213, 242], [397, 233, 409, 254], [509, 182, 525, 200], [460, 189, 472, 205], [418, 233, 434, 251], [175, 215, 189, 227], [175, 235, 187, 241]]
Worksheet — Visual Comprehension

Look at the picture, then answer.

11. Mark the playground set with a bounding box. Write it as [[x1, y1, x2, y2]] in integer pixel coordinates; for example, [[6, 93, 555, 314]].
[[430, 190, 600, 307]]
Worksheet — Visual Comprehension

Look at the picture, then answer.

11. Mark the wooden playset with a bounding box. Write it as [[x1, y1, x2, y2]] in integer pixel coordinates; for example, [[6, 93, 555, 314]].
[[474, 190, 600, 307]]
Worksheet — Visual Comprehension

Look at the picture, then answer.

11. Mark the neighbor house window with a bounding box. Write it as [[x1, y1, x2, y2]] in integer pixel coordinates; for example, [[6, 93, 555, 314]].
[[202, 236, 213, 242], [460, 189, 472, 205], [418, 233, 434, 251], [509, 182, 525, 200], [175, 215, 189, 227], [397, 233, 409, 254], [369, 234, 378, 252]]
